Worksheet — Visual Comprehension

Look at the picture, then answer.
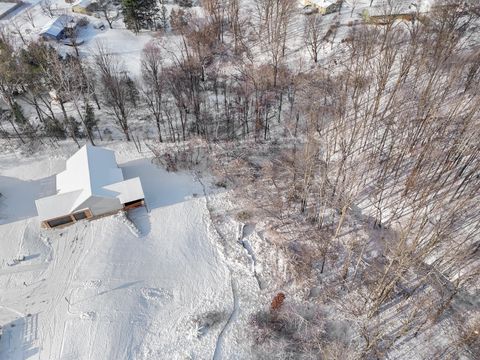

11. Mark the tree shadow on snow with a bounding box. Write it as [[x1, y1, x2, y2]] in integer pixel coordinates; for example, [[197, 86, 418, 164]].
[[120, 158, 210, 237], [96, 280, 143, 296], [120, 158, 205, 210], [73, 280, 143, 305]]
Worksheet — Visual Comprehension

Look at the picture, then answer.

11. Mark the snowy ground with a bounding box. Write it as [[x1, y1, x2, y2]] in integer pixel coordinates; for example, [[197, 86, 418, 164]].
[[0, 142, 263, 359], [0, 2, 19, 17]]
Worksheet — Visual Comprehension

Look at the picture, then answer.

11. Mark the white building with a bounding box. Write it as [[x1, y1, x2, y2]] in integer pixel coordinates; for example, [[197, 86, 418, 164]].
[[72, 0, 96, 15], [302, 0, 334, 14], [35, 145, 145, 228]]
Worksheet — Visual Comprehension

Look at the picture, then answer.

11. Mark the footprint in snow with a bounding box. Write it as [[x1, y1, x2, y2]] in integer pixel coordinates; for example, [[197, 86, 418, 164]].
[[80, 311, 96, 321], [140, 288, 172, 305], [84, 280, 102, 288]]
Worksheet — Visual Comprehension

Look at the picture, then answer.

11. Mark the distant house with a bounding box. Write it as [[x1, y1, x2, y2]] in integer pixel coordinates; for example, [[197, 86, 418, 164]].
[[366, 12, 416, 25], [0, 1, 23, 20], [302, 0, 335, 15], [72, 0, 97, 15], [40, 14, 76, 41], [364, 1, 431, 25], [35, 145, 145, 229]]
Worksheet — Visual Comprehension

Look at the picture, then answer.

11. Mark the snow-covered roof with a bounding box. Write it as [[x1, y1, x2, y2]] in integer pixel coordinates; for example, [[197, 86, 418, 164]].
[[74, 0, 93, 8], [40, 15, 74, 38], [103, 178, 145, 205], [368, 0, 431, 16], [56, 144, 124, 204], [35, 145, 144, 221], [309, 0, 333, 7], [35, 190, 84, 222]]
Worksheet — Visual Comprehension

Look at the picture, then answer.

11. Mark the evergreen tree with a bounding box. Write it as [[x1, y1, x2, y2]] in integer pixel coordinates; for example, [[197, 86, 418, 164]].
[[84, 103, 98, 141], [176, 0, 192, 7], [124, 75, 140, 107], [43, 117, 66, 140], [160, 2, 168, 31], [122, 0, 159, 33], [68, 116, 82, 139], [11, 102, 27, 125], [12, 102, 37, 140]]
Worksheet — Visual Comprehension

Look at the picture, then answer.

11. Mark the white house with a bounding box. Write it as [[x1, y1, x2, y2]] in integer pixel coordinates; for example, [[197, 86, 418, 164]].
[[72, 0, 97, 15], [301, 0, 334, 14], [35, 145, 145, 228]]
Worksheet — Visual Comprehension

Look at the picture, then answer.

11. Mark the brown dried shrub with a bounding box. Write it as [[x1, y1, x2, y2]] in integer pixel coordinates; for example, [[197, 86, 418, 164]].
[[271, 292, 286, 313]]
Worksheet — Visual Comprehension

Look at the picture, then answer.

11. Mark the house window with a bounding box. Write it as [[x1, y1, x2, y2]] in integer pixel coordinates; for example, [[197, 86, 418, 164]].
[[47, 215, 74, 228], [73, 211, 88, 221], [123, 199, 144, 210]]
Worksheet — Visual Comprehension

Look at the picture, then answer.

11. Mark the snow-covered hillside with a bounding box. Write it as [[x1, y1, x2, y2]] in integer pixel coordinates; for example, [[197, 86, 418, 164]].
[[1, 0, 479, 357]]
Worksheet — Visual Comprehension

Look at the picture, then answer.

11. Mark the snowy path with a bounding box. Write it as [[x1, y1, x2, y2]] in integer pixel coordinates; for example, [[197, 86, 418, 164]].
[[213, 278, 239, 360]]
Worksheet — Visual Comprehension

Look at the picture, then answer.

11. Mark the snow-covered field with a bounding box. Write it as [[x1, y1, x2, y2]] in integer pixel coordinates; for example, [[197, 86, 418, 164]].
[[0, 142, 263, 359]]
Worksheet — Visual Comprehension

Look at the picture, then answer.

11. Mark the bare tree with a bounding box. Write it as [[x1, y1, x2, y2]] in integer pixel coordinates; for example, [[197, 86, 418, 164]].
[[304, 14, 323, 63], [255, 0, 297, 86], [94, 44, 134, 141], [226, 0, 244, 54], [201, 0, 225, 42], [10, 18, 27, 45], [141, 42, 165, 142], [97, 0, 119, 29], [40, 0, 55, 18], [0, 32, 28, 143], [348, 0, 359, 16], [40, 50, 83, 146], [23, 8, 36, 28]]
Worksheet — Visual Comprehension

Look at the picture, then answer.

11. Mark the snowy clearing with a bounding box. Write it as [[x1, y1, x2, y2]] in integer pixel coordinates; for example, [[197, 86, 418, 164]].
[[0, 142, 260, 359]]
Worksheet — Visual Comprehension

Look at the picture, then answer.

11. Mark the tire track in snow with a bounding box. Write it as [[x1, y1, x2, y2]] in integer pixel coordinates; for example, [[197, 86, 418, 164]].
[[212, 278, 238, 360], [41, 223, 89, 359]]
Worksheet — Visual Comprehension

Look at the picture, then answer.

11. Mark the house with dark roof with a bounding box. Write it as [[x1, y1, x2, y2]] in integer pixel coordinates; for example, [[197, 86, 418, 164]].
[[40, 15, 76, 41]]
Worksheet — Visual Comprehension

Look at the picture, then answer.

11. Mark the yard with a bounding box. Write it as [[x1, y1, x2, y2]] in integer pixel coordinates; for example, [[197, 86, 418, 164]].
[[0, 142, 260, 359]]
